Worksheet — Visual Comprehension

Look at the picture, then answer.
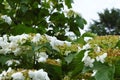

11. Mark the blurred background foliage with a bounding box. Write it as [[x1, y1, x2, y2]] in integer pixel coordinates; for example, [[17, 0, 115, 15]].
[[0, 0, 86, 40], [89, 8, 120, 35]]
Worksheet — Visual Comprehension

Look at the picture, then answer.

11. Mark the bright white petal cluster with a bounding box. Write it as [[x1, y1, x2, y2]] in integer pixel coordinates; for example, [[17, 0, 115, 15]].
[[82, 43, 91, 50], [0, 34, 30, 55], [96, 53, 107, 63], [1, 15, 12, 25], [31, 33, 41, 43], [0, 67, 12, 79], [11, 72, 25, 80], [84, 37, 93, 42], [37, 52, 48, 62], [5, 60, 20, 66], [82, 51, 95, 67], [29, 69, 50, 80], [9, 34, 29, 44], [46, 35, 71, 51]]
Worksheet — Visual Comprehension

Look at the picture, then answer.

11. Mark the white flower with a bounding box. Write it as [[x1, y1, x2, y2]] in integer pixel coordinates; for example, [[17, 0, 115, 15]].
[[47, 35, 71, 51], [11, 72, 24, 80], [96, 53, 107, 63], [84, 37, 93, 42], [29, 69, 50, 80], [55, 59, 61, 63], [9, 34, 29, 44], [1, 15, 12, 25], [12, 47, 21, 56], [64, 41, 71, 47], [9, 35, 20, 43], [37, 52, 48, 62], [7, 67, 12, 73], [31, 33, 41, 43], [82, 51, 95, 67], [5, 60, 20, 66], [5, 60, 12, 66], [83, 56, 95, 67], [82, 51, 89, 61], [91, 70, 97, 76], [8, 42, 21, 55], [0, 71, 7, 77], [49, 37, 63, 51], [82, 43, 91, 50], [0, 42, 11, 54]]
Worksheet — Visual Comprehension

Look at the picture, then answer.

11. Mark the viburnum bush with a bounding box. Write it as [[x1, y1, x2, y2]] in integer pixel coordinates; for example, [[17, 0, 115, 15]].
[[0, 0, 120, 80], [0, 33, 120, 80]]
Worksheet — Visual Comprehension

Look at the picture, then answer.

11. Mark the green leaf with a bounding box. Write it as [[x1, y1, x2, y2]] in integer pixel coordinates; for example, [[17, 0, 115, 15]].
[[94, 62, 115, 80], [38, 63, 62, 80], [64, 53, 75, 64], [115, 40, 120, 48], [0, 54, 14, 66], [82, 32, 96, 37], [20, 4, 29, 13], [65, 0, 73, 8], [0, 0, 3, 3], [6, 0, 19, 9], [75, 37, 86, 45], [76, 15, 86, 29], [69, 23, 81, 37], [68, 50, 85, 78], [21, 0, 30, 4], [12, 24, 36, 35]]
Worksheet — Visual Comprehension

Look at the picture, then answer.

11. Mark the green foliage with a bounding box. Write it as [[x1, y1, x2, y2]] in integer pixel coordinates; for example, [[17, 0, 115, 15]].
[[69, 50, 84, 78], [0, 33, 120, 79], [0, 0, 86, 40], [87, 35, 120, 80], [89, 8, 120, 35], [94, 62, 115, 80]]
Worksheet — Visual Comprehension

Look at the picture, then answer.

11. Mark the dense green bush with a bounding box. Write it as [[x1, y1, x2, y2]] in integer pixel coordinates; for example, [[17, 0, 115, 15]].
[[0, 0, 86, 40]]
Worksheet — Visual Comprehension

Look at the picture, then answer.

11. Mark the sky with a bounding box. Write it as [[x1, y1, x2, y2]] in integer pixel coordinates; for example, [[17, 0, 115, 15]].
[[72, 0, 120, 30]]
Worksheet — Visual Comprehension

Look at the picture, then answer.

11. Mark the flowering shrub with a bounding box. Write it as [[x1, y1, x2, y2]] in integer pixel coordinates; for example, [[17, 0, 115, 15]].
[[0, 34, 120, 80]]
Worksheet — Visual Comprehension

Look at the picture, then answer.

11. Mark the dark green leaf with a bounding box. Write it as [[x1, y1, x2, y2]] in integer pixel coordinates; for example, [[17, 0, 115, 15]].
[[69, 23, 81, 37], [0, 0, 3, 3], [20, 4, 29, 13], [115, 40, 120, 48], [65, 0, 73, 8], [12, 24, 36, 35], [94, 62, 115, 80], [38, 63, 62, 80], [0, 54, 14, 66], [68, 50, 85, 78], [21, 0, 30, 4], [76, 15, 86, 29]]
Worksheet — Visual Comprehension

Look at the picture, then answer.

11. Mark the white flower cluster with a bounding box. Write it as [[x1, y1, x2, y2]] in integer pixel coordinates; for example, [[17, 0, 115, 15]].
[[0, 68, 50, 80], [82, 51, 107, 67], [45, 35, 71, 51], [0, 33, 73, 68], [12, 72, 25, 80], [0, 34, 30, 55], [5, 59, 20, 66], [36, 52, 48, 62], [0, 33, 72, 55], [82, 51, 95, 67], [96, 53, 107, 63], [1, 15, 12, 25], [29, 69, 50, 80], [0, 67, 12, 80]]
